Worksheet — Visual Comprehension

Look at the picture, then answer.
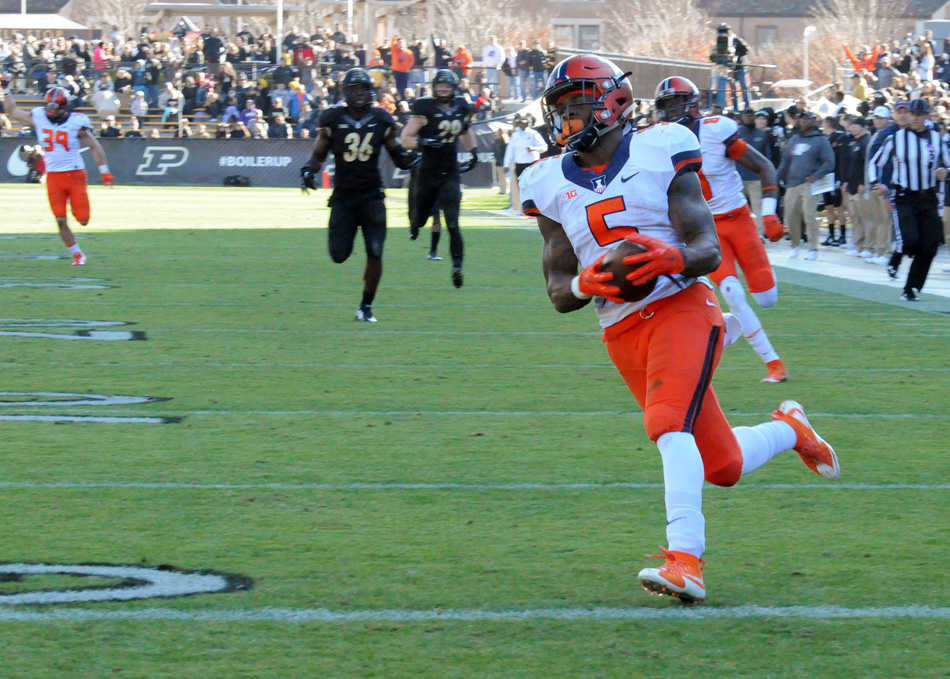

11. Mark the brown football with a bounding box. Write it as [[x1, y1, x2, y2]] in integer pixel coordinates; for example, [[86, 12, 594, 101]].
[[599, 240, 658, 302]]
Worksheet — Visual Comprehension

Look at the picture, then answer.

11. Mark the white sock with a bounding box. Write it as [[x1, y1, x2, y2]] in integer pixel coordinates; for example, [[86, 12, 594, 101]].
[[656, 432, 706, 558], [735, 421, 797, 475], [68, 243, 83, 255], [719, 277, 779, 364]]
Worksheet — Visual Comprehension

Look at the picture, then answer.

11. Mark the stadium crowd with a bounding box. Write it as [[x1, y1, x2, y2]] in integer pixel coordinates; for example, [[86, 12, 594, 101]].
[[2, 23, 950, 282], [0, 25, 563, 139]]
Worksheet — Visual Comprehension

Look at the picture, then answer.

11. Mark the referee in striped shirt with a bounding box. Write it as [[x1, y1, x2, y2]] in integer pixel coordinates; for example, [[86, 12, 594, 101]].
[[868, 99, 950, 301]]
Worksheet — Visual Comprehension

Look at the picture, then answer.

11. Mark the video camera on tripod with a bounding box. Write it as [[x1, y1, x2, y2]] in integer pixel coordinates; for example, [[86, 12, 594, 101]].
[[710, 23, 736, 66]]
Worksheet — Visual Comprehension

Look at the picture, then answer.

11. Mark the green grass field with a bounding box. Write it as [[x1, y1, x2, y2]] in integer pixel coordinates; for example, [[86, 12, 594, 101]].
[[1, 185, 949, 678]]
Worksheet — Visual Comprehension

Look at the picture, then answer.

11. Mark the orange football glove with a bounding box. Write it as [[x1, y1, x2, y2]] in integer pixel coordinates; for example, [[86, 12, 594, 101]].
[[102, 172, 115, 187], [577, 254, 623, 303], [763, 214, 786, 242], [620, 232, 685, 286]]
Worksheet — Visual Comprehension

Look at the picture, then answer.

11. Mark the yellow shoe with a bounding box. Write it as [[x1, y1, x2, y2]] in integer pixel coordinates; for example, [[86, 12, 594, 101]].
[[772, 400, 840, 480], [637, 546, 706, 604], [761, 359, 787, 383]]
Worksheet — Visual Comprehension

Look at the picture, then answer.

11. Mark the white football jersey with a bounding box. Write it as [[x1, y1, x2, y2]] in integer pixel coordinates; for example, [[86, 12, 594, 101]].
[[31, 107, 91, 173], [688, 115, 748, 215], [520, 123, 705, 329]]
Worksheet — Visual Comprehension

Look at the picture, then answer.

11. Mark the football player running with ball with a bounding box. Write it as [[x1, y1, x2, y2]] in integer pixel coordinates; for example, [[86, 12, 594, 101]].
[[400, 69, 478, 288], [1, 87, 113, 266], [655, 76, 789, 384], [520, 55, 840, 604], [301, 68, 420, 322]]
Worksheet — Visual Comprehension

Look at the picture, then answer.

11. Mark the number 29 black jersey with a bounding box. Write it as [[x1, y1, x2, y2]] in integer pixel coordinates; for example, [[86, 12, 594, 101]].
[[318, 105, 397, 194], [410, 96, 474, 172]]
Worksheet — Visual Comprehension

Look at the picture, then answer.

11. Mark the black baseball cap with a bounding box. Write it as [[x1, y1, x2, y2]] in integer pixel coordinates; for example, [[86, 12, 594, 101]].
[[909, 98, 931, 114], [798, 110, 817, 119]]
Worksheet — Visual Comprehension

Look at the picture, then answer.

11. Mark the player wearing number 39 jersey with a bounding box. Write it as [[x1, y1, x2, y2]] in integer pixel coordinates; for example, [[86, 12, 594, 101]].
[[300, 68, 420, 322], [521, 54, 840, 604], [1, 87, 113, 266], [655, 76, 787, 384]]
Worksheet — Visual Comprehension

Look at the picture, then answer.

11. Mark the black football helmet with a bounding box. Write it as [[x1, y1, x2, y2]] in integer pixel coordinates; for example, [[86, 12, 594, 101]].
[[342, 68, 374, 113], [432, 69, 459, 103]]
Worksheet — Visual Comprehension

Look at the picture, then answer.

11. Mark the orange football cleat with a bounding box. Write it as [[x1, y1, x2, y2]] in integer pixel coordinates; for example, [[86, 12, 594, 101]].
[[771, 399, 840, 480], [637, 546, 706, 604], [72, 252, 86, 266], [761, 359, 787, 383]]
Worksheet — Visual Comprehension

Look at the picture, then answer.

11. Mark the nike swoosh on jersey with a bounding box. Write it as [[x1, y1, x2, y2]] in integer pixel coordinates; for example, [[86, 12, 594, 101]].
[[621, 172, 640, 182], [705, 298, 717, 307]]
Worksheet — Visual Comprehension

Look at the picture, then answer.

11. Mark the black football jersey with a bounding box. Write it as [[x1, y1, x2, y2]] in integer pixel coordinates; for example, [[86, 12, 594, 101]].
[[411, 96, 473, 172], [319, 105, 396, 193]]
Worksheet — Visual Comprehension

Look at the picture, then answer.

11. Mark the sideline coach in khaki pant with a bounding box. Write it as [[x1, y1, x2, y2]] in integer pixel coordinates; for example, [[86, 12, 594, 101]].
[[777, 111, 835, 260]]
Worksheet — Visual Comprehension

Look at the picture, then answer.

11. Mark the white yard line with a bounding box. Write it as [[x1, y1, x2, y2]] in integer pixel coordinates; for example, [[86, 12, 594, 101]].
[[1, 361, 947, 372], [42, 408, 948, 420], [0, 481, 946, 491], [1, 605, 949, 622]]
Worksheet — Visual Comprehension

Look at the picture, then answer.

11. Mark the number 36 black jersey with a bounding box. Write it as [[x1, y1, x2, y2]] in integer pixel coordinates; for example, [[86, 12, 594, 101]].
[[318, 105, 397, 194], [411, 96, 474, 172]]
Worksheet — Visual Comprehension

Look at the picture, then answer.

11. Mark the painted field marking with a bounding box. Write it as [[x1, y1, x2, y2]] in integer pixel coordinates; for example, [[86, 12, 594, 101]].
[[0, 563, 250, 605], [0, 415, 177, 424], [0, 393, 169, 407], [1, 605, 949, 622], [0, 393, 178, 424], [0, 481, 946, 492], [0, 277, 112, 290], [0, 254, 70, 261], [0, 319, 146, 341]]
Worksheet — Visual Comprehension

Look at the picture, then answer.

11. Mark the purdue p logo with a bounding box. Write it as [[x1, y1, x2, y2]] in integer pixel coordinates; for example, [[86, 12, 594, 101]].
[[136, 147, 190, 176]]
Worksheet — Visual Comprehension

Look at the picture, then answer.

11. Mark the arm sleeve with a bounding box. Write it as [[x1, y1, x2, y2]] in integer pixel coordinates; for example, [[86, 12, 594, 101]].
[[844, 45, 859, 70], [410, 98, 428, 117], [668, 124, 703, 178], [519, 167, 542, 217], [815, 138, 836, 177], [867, 134, 893, 185], [518, 160, 557, 220], [777, 144, 790, 182]]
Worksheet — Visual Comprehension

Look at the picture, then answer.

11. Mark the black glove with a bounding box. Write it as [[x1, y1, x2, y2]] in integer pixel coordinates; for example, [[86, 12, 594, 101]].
[[391, 147, 421, 170], [457, 148, 478, 174], [300, 165, 319, 193], [418, 137, 445, 149]]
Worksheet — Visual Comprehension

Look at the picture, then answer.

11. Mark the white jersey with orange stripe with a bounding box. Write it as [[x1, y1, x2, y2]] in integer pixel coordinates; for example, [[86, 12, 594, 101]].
[[30, 108, 91, 173], [688, 115, 748, 215], [519, 122, 705, 329]]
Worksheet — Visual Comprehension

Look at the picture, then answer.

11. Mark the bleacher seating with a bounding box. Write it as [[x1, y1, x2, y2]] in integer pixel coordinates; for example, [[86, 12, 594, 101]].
[[13, 92, 201, 137]]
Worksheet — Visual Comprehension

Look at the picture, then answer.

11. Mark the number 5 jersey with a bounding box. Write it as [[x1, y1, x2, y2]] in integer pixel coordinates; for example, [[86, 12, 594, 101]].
[[519, 122, 707, 328]]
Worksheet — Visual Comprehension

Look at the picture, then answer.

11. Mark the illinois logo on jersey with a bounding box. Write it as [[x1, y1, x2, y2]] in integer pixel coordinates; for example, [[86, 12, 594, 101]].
[[590, 175, 607, 193]]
